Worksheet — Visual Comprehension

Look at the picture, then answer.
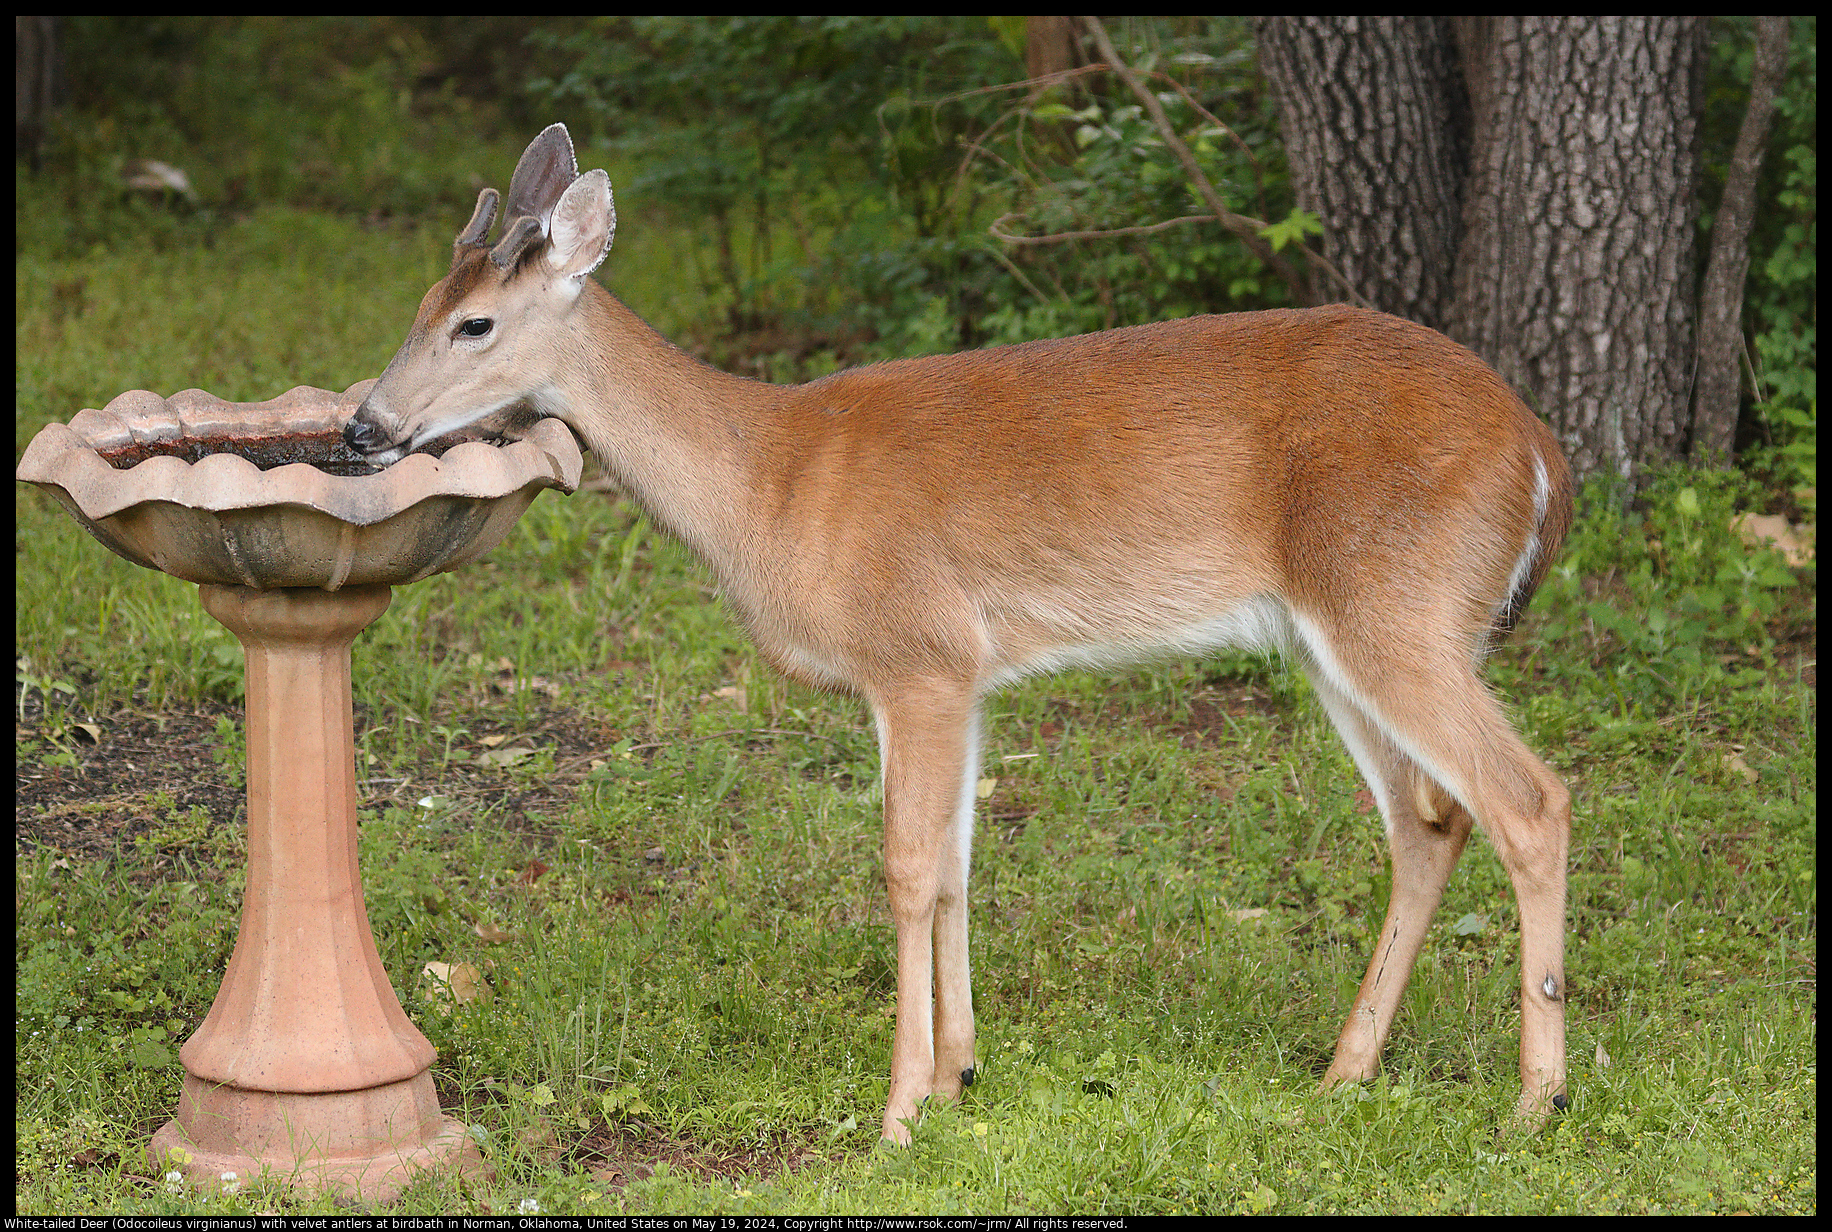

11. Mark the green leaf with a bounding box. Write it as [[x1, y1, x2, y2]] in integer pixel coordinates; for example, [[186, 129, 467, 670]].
[[1259, 209, 1322, 252], [131, 1039, 175, 1069]]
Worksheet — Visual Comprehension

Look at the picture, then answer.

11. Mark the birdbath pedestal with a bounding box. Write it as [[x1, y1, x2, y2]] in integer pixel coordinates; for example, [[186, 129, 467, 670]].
[[16, 382, 582, 1203], [156, 581, 453, 1200]]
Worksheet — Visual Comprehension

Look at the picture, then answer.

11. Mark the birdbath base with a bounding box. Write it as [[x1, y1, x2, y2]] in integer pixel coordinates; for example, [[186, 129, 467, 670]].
[[144, 583, 484, 1203], [150, 1070, 480, 1204]]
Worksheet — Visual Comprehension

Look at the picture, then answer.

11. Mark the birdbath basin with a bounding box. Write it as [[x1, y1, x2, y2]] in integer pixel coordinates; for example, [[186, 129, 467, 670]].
[[16, 380, 583, 1202]]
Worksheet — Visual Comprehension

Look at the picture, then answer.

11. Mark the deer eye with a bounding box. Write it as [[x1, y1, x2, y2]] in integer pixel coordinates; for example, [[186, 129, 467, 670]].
[[457, 318, 493, 338]]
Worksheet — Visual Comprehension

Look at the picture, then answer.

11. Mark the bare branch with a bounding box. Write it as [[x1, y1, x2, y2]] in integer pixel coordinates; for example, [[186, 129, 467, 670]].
[[917, 63, 1112, 109], [985, 244, 1057, 306], [990, 212, 1218, 246]]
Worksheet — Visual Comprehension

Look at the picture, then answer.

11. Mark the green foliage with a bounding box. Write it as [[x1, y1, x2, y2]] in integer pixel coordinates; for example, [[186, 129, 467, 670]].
[[524, 18, 1296, 365], [17, 839, 237, 1076], [1748, 35, 1816, 509], [852, 18, 1296, 354], [19, 17, 581, 259], [1520, 467, 1806, 716], [1260, 208, 1323, 253], [529, 17, 1013, 348]]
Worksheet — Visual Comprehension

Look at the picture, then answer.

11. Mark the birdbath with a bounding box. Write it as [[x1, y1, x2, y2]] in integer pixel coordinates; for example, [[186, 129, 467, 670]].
[[16, 380, 582, 1203]]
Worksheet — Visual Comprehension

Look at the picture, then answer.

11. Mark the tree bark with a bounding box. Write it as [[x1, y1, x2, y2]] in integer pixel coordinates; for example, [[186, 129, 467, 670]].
[[1024, 16, 1084, 158], [1025, 16, 1079, 86], [1254, 17, 1467, 329], [1450, 17, 1707, 484], [15, 16, 61, 170], [1257, 16, 1710, 487], [1690, 17, 1790, 465]]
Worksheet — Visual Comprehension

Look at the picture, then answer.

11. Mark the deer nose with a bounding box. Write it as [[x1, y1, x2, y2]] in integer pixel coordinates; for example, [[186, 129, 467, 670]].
[[343, 415, 386, 455]]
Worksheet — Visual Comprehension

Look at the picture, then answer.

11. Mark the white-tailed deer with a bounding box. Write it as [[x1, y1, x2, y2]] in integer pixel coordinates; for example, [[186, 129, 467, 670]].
[[346, 124, 1574, 1142]]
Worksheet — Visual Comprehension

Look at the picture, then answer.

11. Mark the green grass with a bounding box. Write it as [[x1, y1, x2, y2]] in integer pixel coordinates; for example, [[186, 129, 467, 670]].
[[14, 193, 1816, 1215]]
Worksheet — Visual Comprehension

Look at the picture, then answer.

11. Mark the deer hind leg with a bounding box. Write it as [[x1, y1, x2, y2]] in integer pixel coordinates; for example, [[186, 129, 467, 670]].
[[871, 679, 981, 1144], [1296, 615, 1571, 1123]]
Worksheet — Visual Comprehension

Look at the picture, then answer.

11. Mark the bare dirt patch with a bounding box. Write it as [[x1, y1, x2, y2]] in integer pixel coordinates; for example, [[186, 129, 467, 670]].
[[576, 1124, 827, 1192], [15, 685, 622, 862]]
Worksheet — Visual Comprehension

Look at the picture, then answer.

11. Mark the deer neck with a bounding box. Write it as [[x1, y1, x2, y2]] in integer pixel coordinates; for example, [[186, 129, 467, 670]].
[[548, 283, 786, 581]]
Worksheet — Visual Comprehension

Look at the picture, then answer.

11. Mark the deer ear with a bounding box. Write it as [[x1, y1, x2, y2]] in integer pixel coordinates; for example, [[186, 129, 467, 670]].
[[545, 169, 614, 282], [505, 123, 578, 226]]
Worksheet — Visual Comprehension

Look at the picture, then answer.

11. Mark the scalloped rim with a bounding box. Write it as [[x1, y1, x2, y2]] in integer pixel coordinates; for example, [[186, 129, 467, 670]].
[[17, 381, 583, 526]]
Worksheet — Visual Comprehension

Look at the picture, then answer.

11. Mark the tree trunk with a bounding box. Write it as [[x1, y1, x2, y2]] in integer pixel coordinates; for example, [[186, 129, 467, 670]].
[[1690, 17, 1790, 465], [1025, 16, 1084, 157], [1257, 16, 1710, 487], [1025, 16, 1079, 85], [1253, 17, 1467, 329], [1450, 17, 1707, 484], [15, 16, 61, 170]]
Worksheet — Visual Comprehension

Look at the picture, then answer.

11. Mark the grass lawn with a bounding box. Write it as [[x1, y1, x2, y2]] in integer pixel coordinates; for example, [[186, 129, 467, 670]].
[[15, 195, 1816, 1215]]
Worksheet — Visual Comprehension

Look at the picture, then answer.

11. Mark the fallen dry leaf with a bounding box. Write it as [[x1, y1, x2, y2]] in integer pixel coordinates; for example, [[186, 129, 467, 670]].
[[1723, 751, 1759, 785], [476, 744, 535, 768], [1732, 512, 1814, 565], [423, 960, 491, 1010]]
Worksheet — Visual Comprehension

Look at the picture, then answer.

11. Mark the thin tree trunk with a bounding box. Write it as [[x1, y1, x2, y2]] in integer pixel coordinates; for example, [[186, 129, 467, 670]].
[[1025, 15, 1079, 86], [1691, 17, 1790, 465], [15, 16, 61, 170], [1025, 16, 1083, 158]]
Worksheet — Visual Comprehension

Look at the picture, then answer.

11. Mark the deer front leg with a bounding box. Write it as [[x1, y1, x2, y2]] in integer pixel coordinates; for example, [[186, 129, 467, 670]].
[[872, 680, 981, 1145]]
